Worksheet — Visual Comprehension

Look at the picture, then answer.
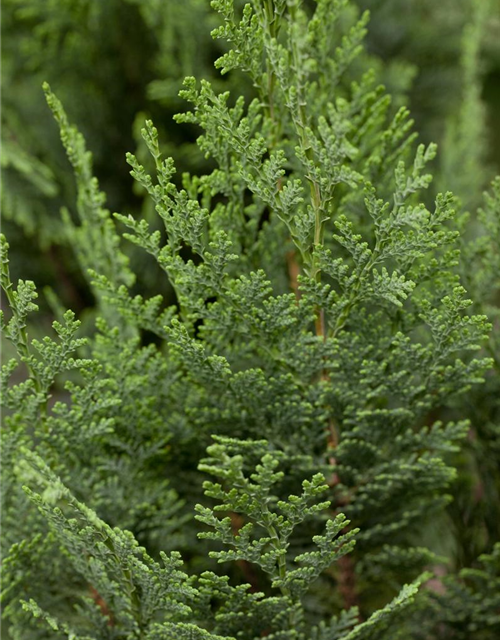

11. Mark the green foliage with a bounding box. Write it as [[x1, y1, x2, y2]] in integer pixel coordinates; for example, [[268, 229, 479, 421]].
[[195, 437, 356, 598], [2, 1, 500, 639], [2, 445, 422, 640], [43, 84, 135, 292]]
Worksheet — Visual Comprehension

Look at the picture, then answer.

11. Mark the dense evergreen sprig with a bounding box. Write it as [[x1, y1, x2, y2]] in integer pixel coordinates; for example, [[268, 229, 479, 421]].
[[1, 1, 499, 639]]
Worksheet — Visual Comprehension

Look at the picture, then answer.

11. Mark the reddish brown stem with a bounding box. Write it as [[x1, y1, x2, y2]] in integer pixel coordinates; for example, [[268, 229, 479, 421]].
[[89, 586, 114, 626], [286, 250, 301, 301], [315, 310, 359, 612], [230, 512, 261, 592], [337, 555, 359, 611]]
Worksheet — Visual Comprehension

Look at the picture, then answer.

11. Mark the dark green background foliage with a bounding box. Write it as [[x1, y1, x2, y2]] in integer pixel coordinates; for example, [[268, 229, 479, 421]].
[[1, 1, 500, 639]]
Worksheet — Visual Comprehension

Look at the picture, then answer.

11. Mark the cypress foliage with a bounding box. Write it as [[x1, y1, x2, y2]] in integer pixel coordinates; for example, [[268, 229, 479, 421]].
[[1, 1, 499, 639]]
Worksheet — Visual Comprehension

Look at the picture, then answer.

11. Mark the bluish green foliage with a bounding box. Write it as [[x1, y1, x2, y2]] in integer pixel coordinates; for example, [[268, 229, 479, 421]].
[[1, 1, 500, 639]]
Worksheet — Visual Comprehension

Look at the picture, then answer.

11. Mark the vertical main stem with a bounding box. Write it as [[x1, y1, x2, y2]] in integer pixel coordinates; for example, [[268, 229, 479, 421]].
[[260, 0, 358, 618], [263, 0, 281, 146]]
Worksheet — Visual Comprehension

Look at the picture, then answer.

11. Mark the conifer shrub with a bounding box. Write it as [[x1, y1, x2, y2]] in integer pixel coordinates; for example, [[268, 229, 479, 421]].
[[1, 1, 500, 639]]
